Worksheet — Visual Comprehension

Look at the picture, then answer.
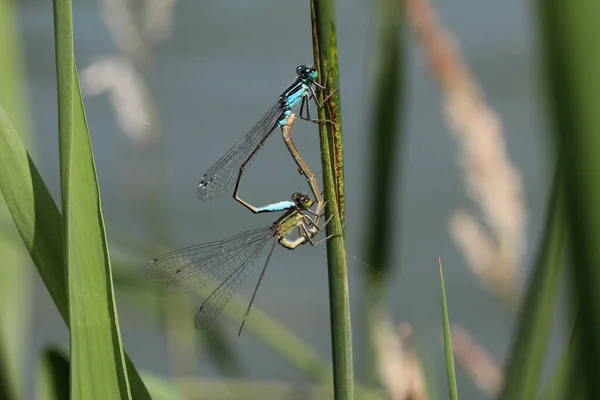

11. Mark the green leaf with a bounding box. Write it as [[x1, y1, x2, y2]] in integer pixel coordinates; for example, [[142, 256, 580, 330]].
[[0, 99, 68, 335], [499, 162, 565, 399], [541, 316, 586, 400], [0, 0, 34, 398], [0, 77, 151, 400], [37, 346, 70, 400], [538, 0, 600, 395], [438, 258, 458, 400], [52, 0, 132, 395]]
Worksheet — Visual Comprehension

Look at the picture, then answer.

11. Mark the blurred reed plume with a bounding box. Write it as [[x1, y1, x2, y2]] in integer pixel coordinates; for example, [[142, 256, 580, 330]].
[[83, 0, 177, 143], [99, 0, 146, 60], [141, 0, 178, 43], [81, 57, 155, 142], [450, 325, 503, 397], [99, 0, 176, 60], [406, 0, 527, 302], [373, 315, 429, 400]]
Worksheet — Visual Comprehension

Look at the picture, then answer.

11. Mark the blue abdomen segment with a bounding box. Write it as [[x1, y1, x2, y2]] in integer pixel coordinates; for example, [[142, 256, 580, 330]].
[[277, 83, 310, 126], [278, 109, 292, 126], [284, 83, 309, 108], [256, 200, 296, 213]]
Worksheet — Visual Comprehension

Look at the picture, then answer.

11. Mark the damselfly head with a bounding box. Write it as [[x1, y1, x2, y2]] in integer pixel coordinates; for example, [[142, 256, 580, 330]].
[[296, 65, 318, 80], [291, 192, 313, 209]]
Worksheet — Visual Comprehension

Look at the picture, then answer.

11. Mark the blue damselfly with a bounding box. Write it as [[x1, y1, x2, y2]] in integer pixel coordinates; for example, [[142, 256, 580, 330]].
[[197, 65, 336, 207]]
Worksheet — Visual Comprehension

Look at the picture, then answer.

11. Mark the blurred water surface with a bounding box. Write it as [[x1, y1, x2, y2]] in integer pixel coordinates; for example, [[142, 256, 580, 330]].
[[19, 0, 558, 397]]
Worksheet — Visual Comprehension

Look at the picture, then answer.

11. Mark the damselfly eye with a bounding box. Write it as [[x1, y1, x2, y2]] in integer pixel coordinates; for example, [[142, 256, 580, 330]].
[[303, 198, 314, 208]]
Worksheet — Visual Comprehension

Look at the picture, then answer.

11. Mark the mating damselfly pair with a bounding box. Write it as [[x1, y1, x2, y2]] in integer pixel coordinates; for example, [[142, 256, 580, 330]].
[[146, 65, 338, 334]]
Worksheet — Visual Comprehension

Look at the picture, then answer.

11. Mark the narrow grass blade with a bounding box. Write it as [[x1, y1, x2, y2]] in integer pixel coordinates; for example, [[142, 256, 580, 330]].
[[499, 161, 565, 399], [37, 347, 70, 400], [538, 0, 600, 395], [360, 0, 405, 383], [362, 0, 404, 279], [53, 0, 132, 394], [438, 258, 458, 400]]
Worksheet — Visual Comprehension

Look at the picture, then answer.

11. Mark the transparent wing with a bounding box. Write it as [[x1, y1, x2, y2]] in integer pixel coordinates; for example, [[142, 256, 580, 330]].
[[197, 102, 284, 201], [145, 227, 274, 293], [194, 239, 276, 329]]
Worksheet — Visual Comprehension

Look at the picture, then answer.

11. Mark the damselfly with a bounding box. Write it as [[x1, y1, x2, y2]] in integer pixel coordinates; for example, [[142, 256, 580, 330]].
[[146, 192, 335, 335], [234, 113, 325, 217], [196, 65, 336, 206]]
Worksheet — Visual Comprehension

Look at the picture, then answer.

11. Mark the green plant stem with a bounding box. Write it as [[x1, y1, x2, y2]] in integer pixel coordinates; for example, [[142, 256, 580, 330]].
[[310, 1, 353, 399], [310, 0, 344, 229], [538, 0, 600, 395]]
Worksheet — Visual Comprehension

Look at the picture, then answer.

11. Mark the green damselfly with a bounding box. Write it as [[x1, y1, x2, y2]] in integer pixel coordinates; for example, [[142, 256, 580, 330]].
[[146, 192, 335, 335]]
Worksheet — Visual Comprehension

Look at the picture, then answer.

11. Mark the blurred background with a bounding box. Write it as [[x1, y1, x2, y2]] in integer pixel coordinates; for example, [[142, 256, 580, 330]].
[[2, 0, 562, 398]]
